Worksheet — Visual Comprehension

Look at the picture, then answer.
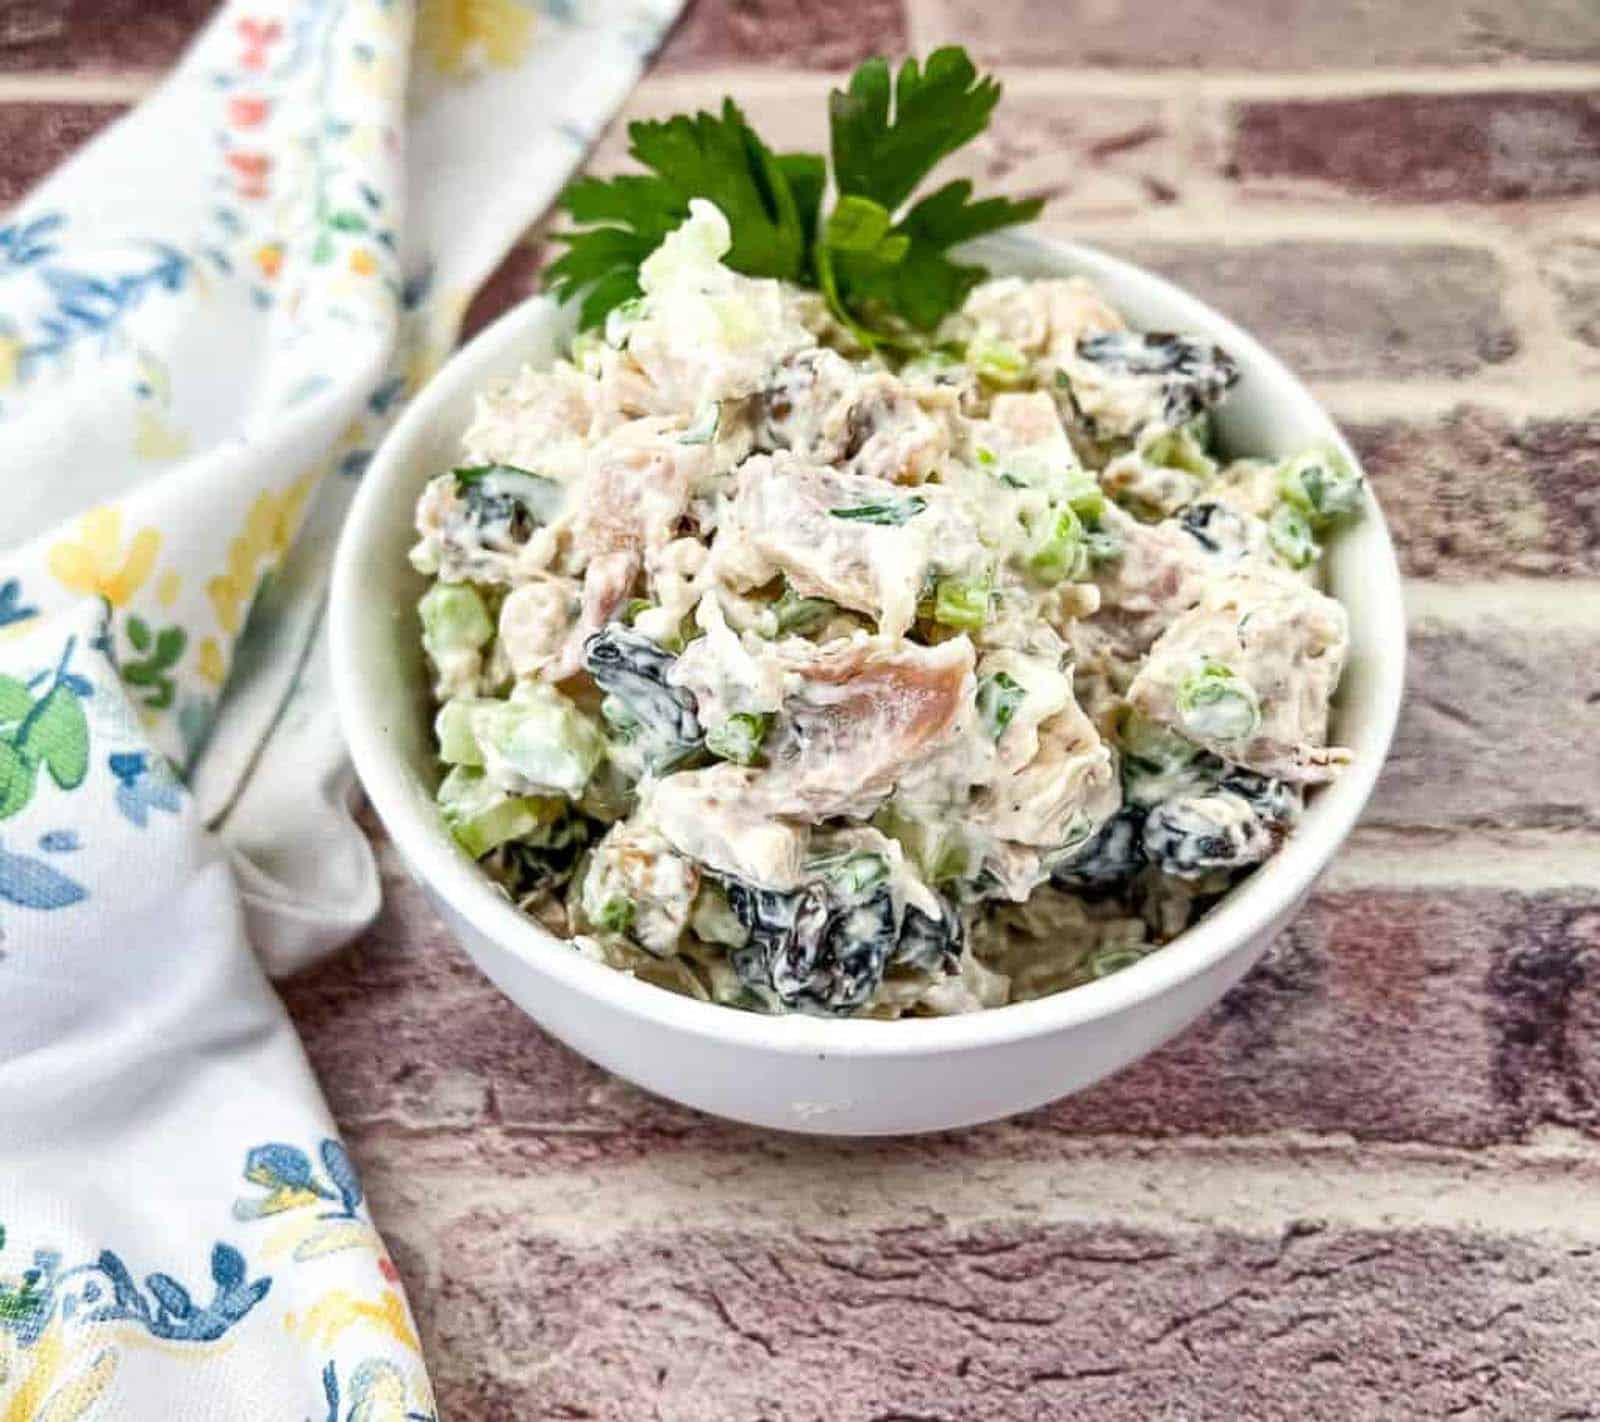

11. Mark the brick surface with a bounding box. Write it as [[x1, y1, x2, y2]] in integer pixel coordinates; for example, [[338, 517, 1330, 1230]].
[[1231, 91, 1600, 203], [1538, 235, 1600, 351], [906, 0, 1600, 69], [0, 0, 215, 73], [657, 0, 906, 70], [1119, 241, 1518, 381], [1372, 614, 1600, 833], [0, 101, 122, 203], [1349, 407, 1600, 579], [414, 1216, 1600, 1419]]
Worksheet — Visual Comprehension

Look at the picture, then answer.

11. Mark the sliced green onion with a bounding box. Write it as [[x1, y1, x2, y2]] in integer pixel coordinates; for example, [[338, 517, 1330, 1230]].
[[1268, 501, 1319, 569], [968, 336, 1029, 387], [828, 496, 928, 526], [705, 711, 770, 766], [1084, 529, 1123, 565], [932, 574, 990, 632], [1175, 661, 1261, 743], [773, 585, 835, 635], [1278, 447, 1364, 528], [596, 897, 636, 934], [679, 404, 721, 445], [1027, 505, 1088, 584], [976, 671, 1025, 739]]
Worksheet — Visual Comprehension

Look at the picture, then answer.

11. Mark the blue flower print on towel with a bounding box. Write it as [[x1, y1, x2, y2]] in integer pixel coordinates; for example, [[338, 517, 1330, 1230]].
[[0, 213, 63, 269], [236, 1140, 376, 1263], [237, 1141, 362, 1222], [320, 1357, 438, 1422], [0, 578, 38, 630], [0, 839, 86, 910], [109, 750, 183, 828], [0, 1221, 271, 1351]]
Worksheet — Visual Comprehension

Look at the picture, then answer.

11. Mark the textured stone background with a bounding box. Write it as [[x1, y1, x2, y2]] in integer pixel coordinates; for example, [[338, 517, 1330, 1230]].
[[10, 1, 1600, 1416]]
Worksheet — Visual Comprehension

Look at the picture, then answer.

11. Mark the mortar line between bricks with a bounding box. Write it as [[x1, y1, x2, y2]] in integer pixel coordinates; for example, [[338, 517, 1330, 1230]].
[[631, 65, 1600, 103], [352, 1131, 1600, 1248], [1315, 379, 1599, 423], [1001, 63, 1600, 100], [1402, 578, 1600, 625], [0, 72, 156, 102], [1330, 829, 1600, 891]]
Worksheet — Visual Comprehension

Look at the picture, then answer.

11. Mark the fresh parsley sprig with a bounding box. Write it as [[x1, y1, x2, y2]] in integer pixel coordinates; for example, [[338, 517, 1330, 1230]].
[[545, 47, 1042, 346]]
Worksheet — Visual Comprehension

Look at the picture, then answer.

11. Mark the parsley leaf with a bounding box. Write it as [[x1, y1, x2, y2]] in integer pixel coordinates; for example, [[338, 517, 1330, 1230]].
[[829, 48, 1002, 213], [545, 47, 1040, 340], [547, 102, 813, 329]]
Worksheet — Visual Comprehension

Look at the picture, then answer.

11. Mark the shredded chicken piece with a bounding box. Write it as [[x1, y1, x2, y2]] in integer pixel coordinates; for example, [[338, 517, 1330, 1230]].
[[756, 635, 976, 820], [1128, 568, 1351, 783]]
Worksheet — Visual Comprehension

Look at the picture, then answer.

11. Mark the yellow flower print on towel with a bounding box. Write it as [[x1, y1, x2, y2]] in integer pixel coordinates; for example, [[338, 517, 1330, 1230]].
[[287, 1287, 420, 1355], [418, 0, 532, 76], [206, 473, 314, 635], [48, 509, 160, 608]]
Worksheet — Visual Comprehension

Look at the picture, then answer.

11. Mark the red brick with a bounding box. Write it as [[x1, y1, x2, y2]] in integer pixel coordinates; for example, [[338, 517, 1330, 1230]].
[[941, 90, 1181, 216], [905, 0, 1600, 68], [460, 240, 543, 344], [1121, 241, 1517, 381], [0, 0, 216, 74], [1372, 616, 1600, 833], [1348, 407, 1600, 579], [1034, 890, 1515, 1147], [420, 1215, 1600, 1419], [1231, 91, 1600, 203], [657, 0, 907, 70], [0, 102, 122, 204]]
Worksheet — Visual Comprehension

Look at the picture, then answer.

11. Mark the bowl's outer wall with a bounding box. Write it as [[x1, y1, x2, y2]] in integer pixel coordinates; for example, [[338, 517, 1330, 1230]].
[[332, 235, 1405, 1135]]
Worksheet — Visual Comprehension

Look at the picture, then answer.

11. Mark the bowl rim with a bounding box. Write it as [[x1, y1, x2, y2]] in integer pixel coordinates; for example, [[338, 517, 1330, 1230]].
[[330, 232, 1407, 1060]]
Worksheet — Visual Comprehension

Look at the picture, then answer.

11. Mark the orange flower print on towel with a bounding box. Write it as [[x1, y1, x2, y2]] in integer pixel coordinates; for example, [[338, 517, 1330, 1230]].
[[47, 509, 160, 608]]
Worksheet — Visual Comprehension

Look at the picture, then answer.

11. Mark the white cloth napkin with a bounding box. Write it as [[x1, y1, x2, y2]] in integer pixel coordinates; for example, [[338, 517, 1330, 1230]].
[[0, 0, 679, 1414]]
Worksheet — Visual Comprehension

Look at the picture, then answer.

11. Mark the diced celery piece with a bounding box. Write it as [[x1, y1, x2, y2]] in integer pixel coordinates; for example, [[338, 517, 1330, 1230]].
[[1062, 468, 1107, 524], [419, 583, 492, 658], [873, 803, 972, 886], [473, 683, 604, 798], [437, 766, 559, 858], [434, 697, 494, 766]]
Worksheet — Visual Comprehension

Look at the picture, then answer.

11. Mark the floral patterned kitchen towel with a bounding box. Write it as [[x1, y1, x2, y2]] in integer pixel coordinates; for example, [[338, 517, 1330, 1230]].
[[0, 1, 680, 1416], [0, 0, 680, 973]]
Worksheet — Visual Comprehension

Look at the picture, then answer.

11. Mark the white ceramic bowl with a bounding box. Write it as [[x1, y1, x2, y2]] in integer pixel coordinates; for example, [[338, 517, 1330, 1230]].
[[330, 233, 1406, 1136]]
